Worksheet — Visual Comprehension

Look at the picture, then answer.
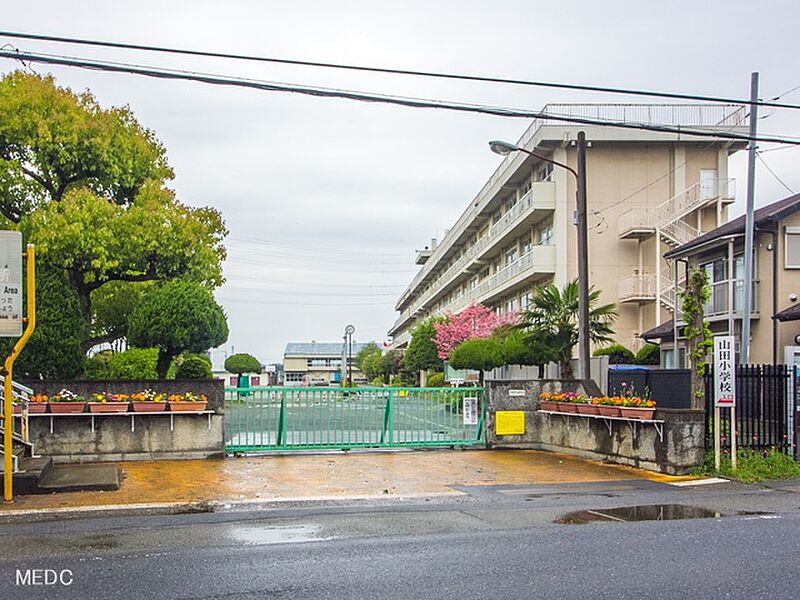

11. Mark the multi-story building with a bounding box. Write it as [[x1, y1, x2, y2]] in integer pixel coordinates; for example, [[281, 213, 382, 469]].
[[283, 342, 370, 386], [644, 193, 800, 365], [389, 104, 748, 354]]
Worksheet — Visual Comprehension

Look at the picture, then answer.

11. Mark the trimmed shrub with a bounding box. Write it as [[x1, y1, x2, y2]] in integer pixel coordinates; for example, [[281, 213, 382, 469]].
[[224, 352, 261, 374], [635, 343, 660, 365], [593, 343, 635, 365], [426, 372, 445, 387], [85, 352, 113, 380], [108, 348, 159, 379], [176, 356, 213, 379], [449, 337, 504, 373]]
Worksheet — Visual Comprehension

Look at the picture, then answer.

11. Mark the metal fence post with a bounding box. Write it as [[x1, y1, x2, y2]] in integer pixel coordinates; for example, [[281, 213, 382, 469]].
[[277, 391, 286, 447]]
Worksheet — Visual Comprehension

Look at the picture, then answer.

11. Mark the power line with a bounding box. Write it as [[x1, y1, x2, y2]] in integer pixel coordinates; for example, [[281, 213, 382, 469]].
[[2, 30, 800, 112], [756, 152, 796, 195], [2, 49, 800, 146]]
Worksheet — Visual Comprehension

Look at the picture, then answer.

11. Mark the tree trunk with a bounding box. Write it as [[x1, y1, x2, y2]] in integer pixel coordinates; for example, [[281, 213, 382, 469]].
[[560, 358, 574, 380], [156, 350, 173, 379]]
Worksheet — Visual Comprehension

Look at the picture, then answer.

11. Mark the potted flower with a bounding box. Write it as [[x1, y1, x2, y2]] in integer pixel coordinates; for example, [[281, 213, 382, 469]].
[[88, 392, 130, 413], [619, 397, 656, 420], [168, 392, 208, 412], [28, 394, 49, 414], [538, 392, 559, 412], [131, 389, 166, 412], [48, 389, 87, 414], [594, 396, 623, 417]]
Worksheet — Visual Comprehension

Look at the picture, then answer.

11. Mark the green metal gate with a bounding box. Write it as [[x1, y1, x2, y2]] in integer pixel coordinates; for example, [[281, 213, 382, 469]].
[[224, 386, 485, 452]]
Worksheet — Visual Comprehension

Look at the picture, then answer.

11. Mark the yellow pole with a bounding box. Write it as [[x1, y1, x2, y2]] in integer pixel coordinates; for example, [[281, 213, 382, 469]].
[[3, 244, 35, 503]]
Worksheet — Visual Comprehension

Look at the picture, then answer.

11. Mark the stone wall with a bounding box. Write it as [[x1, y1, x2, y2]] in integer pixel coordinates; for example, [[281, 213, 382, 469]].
[[19, 378, 226, 462], [27, 412, 224, 463], [486, 380, 704, 475]]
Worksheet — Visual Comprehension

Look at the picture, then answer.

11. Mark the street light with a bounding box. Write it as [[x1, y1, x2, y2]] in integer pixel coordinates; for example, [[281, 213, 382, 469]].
[[488, 133, 591, 381]]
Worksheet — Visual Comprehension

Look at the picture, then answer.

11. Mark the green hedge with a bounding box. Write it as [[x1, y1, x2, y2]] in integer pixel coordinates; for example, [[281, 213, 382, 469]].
[[593, 343, 635, 364], [108, 348, 159, 380]]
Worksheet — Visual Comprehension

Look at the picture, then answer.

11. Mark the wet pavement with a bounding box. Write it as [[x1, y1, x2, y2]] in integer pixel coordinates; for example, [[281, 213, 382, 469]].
[[0, 449, 681, 515]]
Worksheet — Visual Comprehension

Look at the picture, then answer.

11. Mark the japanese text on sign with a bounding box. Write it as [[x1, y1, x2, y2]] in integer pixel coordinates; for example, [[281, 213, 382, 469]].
[[0, 231, 22, 337], [713, 336, 736, 407], [462, 396, 478, 425]]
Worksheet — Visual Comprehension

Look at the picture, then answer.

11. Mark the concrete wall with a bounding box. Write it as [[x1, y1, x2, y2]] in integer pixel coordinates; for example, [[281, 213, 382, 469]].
[[485, 380, 704, 475], [20, 379, 225, 462], [27, 413, 224, 463]]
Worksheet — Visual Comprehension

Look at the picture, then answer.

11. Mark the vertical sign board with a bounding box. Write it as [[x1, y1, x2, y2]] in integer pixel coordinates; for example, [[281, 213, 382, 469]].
[[463, 396, 478, 426], [0, 231, 23, 338], [714, 336, 736, 406]]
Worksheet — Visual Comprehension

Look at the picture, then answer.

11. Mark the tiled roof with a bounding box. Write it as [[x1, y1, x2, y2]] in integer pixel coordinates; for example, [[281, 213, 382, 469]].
[[284, 342, 373, 357], [665, 192, 800, 259], [640, 319, 675, 341]]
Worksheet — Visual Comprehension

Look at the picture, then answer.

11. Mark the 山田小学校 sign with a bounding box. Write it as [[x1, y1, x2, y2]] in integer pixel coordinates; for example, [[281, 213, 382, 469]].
[[0, 231, 22, 337], [713, 335, 736, 406]]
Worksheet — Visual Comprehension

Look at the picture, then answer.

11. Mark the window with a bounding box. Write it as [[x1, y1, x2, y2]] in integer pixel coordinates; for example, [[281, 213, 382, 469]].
[[786, 227, 800, 268], [537, 162, 553, 182], [521, 236, 532, 255], [537, 218, 554, 245], [520, 179, 532, 197], [492, 211, 502, 225], [251, 376, 260, 386], [506, 297, 517, 313], [285, 372, 305, 383], [229, 376, 238, 386], [505, 246, 518, 266]]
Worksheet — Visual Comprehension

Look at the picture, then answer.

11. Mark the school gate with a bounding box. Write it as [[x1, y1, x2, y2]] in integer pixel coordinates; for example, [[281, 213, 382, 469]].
[[224, 386, 485, 452]]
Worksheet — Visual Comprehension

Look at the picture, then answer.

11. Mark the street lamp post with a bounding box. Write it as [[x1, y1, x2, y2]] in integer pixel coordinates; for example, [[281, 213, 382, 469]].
[[489, 133, 591, 380]]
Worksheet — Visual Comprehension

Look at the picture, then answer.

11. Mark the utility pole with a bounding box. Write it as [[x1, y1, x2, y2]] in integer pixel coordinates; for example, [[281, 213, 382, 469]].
[[576, 131, 591, 380], [741, 72, 759, 364]]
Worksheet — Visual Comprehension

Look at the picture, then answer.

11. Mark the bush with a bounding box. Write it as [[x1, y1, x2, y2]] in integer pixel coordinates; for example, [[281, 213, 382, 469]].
[[593, 343, 635, 364], [224, 352, 261, 374], [108, 348, 159, 379], [85, 352, 113, 380], [635, 343, 660, 365], [176, 356, 213, 379], [449, 338, 504, 373], [370, 376, 384, 386], [426, 372, 445, 387]]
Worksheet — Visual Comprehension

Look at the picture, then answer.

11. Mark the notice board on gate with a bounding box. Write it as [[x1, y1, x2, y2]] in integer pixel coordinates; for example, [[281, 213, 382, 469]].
[[713, 336, 736, 407]]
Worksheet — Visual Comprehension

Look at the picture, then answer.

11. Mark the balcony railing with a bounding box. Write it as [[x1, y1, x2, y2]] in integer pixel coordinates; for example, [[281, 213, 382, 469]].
[[618, 274, 657, 303], [435, 245, 556, 317], [704, 280, 758, 317], [403, 183, 555, 313]]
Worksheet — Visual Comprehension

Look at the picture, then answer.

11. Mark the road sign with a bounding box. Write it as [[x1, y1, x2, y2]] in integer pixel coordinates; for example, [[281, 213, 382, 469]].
[[0, 231, 23, 337], [713, 336, 736, 406]]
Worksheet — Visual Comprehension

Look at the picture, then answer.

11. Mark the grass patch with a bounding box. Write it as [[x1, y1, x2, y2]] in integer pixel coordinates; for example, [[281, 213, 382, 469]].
[[693, 448, 800, 483]]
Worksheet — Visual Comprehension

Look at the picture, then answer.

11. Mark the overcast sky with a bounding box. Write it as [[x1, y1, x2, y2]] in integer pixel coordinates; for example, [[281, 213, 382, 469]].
[[3, 1, 799, 364]]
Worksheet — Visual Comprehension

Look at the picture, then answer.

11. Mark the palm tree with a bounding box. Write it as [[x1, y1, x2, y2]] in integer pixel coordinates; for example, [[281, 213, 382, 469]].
[[519, 279, 617, 379]]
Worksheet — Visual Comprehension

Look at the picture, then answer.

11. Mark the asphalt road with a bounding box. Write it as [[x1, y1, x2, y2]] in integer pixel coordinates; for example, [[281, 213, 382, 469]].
[[3, 479, 800, 600]]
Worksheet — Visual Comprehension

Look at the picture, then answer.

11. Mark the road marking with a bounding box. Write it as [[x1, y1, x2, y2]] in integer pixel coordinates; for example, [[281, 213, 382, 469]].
[[667, 477, 730, 487]]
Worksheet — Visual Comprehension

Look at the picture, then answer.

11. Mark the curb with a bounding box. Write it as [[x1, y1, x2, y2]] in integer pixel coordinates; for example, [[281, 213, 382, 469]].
[[0, 491, 466, 524]]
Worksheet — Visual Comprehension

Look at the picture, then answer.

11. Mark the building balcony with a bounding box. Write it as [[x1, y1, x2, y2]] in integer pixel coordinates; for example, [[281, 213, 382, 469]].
[[618, 274, 657, 303], [437, 244, 556, 316]]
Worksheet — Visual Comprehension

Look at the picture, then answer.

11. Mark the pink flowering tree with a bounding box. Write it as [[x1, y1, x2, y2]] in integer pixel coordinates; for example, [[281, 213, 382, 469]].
[[433, 303, 519, 360]]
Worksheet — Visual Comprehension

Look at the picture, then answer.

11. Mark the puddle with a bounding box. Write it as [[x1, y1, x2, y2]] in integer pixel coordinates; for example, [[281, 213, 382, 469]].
[[228, 524, 327, 545], [558, 504, 722, 524]]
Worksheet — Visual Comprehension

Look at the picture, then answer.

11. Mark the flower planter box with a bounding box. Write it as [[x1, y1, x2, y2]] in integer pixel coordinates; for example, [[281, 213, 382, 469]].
[[539, 400, 558, 412], [556, 402, 578, 413], [88, 402, 129, 413], [131, 402, 166, 413], [579, 403, 601, 416], [596, 405, 621, 418], [28, 403, 48, 414], [48, 402, 86, 414], [620, 407, 656, 420], [168, 401, 208, 413]]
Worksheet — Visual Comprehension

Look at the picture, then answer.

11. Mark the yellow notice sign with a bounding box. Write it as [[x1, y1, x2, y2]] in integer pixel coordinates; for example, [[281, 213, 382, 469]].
[[495, 411, 525, 435]]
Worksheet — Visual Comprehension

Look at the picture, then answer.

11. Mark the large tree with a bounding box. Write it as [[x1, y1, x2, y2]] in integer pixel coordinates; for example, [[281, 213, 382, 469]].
[[21, 183, 227, 348], [127, 280, 229, 378], [519, 280, 617, 379], [402, 318, 444, 374], [0, 71, 172, 222]]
